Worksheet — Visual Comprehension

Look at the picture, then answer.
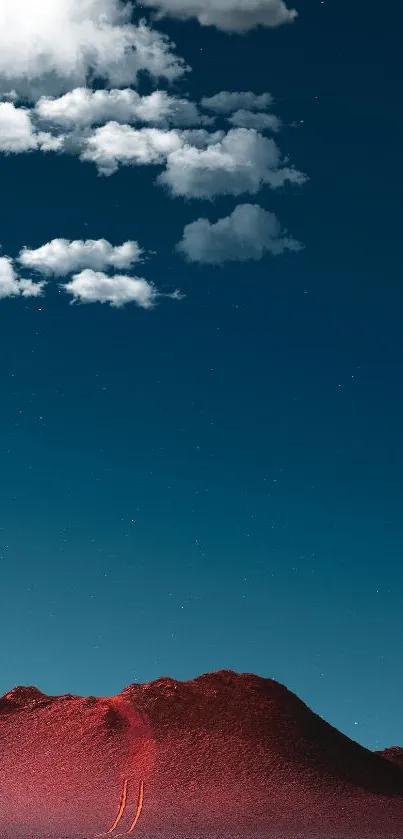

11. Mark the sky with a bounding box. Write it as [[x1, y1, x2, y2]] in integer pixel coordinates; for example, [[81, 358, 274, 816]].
[[0, 0, 402, 754]]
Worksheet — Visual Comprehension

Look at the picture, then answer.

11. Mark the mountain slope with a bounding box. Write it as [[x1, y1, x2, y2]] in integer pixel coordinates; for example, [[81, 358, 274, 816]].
[[0, 670, 402, 838]]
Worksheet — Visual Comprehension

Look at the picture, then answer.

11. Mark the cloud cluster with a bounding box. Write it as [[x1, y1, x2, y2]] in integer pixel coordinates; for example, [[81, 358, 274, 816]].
[[0, 238, 176, 308], [80, 124, 306, 191], [0, 0, 186, 99], [1, 97, 305, 194], [141, 0, 297, 32], [176, 203, 302, 263], [0, 0, 306, 310], [35, 88, 209, 128]]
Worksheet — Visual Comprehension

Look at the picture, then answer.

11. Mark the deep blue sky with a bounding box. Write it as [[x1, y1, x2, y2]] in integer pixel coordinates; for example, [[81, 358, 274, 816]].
[[0, 0, 402, 752]]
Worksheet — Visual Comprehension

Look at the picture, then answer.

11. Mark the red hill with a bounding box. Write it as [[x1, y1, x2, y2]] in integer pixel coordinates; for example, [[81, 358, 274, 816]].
[[0, 670, 402, 838]]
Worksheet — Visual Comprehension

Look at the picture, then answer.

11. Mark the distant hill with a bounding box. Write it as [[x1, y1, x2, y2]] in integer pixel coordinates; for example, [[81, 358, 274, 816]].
[[0, 669, 402, 838], [376, 747, 403, 767]]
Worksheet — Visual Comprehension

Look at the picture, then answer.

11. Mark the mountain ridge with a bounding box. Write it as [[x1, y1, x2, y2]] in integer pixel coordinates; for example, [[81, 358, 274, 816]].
[[1, 669, 402, 838]]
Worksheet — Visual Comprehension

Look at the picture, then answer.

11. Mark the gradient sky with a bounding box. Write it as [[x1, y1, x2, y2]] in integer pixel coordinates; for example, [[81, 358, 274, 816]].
[[0, 0, 402, 754]]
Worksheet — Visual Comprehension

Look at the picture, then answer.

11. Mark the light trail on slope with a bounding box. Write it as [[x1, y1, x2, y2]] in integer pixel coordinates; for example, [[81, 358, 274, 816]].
[[106, 778, 128, 834], [110, 779, 145, 839], [127, 779, 144, 834], [81, 777, 145, 839]]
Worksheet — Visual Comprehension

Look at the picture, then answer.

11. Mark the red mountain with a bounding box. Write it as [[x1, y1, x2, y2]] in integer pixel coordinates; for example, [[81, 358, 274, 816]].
[[0, 670, 402, 839]]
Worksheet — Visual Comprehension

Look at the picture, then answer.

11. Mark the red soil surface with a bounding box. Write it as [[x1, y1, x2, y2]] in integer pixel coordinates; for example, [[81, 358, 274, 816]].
[[0, 670, 402, 839]]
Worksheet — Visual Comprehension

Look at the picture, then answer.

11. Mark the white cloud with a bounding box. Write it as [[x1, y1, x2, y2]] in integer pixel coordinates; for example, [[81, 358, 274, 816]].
[[79, 123, 306, 194], [0, 1, 187, 99], [0, 101, 65, 152], [63, 269, 158, 307], [0, 101, 37, 152], [18, 238, 144, 276], [0, 255, 46, 298], [18, 278, 48, 297], [158, 128, 307, 199], [141, 0, 297, 32], [176, 203, 302, 263], [133, 91, 209, 127], [228, 109, 281, 132], [201, 91, 274, 114], [35, 87, 207, 128], [0, 256, 19, 297], [80, 122, 183, 175]]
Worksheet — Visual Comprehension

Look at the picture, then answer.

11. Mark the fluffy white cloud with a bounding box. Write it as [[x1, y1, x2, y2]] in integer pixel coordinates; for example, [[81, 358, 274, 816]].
[[18, 238, 144, 275], [0, 1, 187, 99], [0, 256, 19, 297], [80, 122, 183, 174], [0, 101, 65, 152], [79, 123, 306, 195], [0, 255, 46, 298], [176, 203, 302, 263], [141, 0, 297, 32], [0, 102, 37, 152], [228, 109, 281, 132], [35, 87, 208, 128], [63, 269, 158, 307], [158, 128, 307, 198], [201, 91, 274, 114]]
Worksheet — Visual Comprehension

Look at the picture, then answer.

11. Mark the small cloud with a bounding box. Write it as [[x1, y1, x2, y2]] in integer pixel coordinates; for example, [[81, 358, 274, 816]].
[[0, 255, 46, 298], [176, 203, 303, 264], [141, 0, 297, 33], [201, 91, 274, 114], [62, 269, 159, 308], [18, 278, 47, 297], [0, 101, 64, 153], [18, 238, 145, 276], [0, 101, 37, 152]]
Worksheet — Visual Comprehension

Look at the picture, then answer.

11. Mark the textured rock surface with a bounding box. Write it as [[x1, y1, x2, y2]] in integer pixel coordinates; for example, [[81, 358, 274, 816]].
[[0, 670, 402, 838]]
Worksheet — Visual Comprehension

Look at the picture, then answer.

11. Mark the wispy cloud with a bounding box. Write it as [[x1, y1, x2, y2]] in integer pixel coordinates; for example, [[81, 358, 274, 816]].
[[140, 0, 297, 33], [200, 91, 274, 113], [176, 203, 302, 263], [228, 110, 281, 132]]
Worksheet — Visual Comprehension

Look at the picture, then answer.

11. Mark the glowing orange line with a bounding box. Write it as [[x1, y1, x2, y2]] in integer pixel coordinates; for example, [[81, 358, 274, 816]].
[[111, 779, 145, 839], [106, 778, 128, 834], [127, 779, 144, 834]]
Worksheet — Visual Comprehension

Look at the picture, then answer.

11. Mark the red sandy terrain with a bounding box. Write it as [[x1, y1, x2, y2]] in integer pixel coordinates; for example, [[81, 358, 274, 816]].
[[0, 670, 402, 839]]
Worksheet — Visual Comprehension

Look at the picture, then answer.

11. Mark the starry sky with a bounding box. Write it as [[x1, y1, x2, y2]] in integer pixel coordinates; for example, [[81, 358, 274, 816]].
[[0, 0, 402, 754]]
